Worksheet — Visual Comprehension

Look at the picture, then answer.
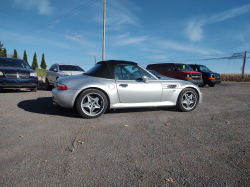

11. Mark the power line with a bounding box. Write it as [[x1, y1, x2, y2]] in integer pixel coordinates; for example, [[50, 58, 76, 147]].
[[134, 52, 245, 62], [3, 0, 100, 43], [138, 52, 247, 64]]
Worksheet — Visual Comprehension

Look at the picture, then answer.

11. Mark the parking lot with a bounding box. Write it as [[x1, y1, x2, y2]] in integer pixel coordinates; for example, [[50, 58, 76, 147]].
[[0, 82, 250, 186]]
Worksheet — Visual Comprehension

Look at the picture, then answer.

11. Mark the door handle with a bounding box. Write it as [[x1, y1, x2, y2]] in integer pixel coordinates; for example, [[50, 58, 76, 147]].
[[119, 84, 128, 87]]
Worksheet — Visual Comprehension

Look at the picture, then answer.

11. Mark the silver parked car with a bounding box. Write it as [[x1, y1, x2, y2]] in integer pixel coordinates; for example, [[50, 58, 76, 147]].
[[52, 60, 203, 119], [46, 63, 85, 89]]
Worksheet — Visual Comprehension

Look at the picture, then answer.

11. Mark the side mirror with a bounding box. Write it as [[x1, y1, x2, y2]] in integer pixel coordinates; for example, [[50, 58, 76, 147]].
[[142, 76, 148, 83], [53, 68, 58, 72], [31, 66, 36, 70]]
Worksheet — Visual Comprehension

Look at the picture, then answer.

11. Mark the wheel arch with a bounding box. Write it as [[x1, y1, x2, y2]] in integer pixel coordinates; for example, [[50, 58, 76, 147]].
[[184, 86, 200, 101], [73, 87, 111, 109]]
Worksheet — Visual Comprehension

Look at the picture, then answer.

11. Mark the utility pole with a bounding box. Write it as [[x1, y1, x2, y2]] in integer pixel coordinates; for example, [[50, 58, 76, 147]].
[[241, 51, 247, 82], [94, 56, 96, 64], [102, 0, 106, 61]]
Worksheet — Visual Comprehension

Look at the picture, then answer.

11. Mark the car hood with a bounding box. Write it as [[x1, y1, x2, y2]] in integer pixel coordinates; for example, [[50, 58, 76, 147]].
[[0, 67, 35, 73], [60, 71, 85, 76], [202, 71, 220, 76]]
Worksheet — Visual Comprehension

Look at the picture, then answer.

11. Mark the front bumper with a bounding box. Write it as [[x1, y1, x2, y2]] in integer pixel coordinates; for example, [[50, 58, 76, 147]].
[[0, 77, 38, 89], [210, 78, 221, 84], [186, 79, 203, 86], [52, 88, 80, 108]]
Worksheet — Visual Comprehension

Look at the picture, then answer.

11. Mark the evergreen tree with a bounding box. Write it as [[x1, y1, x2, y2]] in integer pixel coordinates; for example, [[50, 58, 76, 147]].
[[31, 52, 38, 68], [0, 40, 4, 57], [40, 53, 47, 69], [23, 50, 28, 64], [1, 48, 7, 57], [13, 49, 18, 58]]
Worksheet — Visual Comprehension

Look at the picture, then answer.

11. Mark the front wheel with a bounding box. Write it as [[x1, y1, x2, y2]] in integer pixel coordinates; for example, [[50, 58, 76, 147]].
[[176, 88, 198, 112], [30, 87, 37, 92], [208, 82, 215, 87], [76, 89, 108, 119]]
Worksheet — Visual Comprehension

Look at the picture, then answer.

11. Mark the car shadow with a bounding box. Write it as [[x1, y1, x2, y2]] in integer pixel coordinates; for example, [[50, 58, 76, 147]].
[[18, 97, 177, 118], [106, 106, 177, 114], [17, 97, 82, 118]]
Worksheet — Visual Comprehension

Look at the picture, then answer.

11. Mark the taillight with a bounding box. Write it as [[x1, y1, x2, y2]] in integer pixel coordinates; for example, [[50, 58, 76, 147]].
[[57, 83, 68, 90]]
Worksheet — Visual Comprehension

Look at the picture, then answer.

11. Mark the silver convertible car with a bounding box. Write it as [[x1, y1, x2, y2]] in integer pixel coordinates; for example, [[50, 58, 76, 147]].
[[52, 60, 203, 118]]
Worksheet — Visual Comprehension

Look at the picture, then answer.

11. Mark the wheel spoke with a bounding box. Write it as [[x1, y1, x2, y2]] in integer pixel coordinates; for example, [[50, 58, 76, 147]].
[[89, 105, 94, 115], [82, 102, 90, 108], [94, 102, 101, 109]]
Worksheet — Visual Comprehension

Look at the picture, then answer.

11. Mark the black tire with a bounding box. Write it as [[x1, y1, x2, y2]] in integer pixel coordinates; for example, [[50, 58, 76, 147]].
[[176, 88, 198, 112], [46, 78, 52, 90], [199, 83, 206, 87], [208, 82, 215, 87], [30, 87, 37, 92], [76, 89, 108, 119]]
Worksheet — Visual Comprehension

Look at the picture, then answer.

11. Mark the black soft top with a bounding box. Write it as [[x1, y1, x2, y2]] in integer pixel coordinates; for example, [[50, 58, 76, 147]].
[[85, 60, 137, 79]]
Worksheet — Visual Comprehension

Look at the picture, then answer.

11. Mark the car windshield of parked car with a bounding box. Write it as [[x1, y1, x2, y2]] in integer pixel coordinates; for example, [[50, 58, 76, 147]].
[[138, 66, 157, 80], [199, 65, 211, 72], [0, 58, 30, 68], [175, 64, 193, 71], [59, 65, 84, 71], [148, 70, 161, 76]]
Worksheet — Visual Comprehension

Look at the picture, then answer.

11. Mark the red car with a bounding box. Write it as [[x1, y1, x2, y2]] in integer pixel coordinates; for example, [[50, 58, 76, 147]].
[[146, 63, 203, 86]]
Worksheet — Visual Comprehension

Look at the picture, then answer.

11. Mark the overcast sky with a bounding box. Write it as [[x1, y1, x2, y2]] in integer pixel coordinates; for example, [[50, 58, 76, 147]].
[[0, 0, 249, 73]]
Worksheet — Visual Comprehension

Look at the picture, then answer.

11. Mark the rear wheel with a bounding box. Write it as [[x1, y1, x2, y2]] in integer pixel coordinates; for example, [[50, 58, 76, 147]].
[[46, 78, 52, 90], [176, 88, 198, 112], [30, 87, 37, 92], [76, 89, 108, 119]]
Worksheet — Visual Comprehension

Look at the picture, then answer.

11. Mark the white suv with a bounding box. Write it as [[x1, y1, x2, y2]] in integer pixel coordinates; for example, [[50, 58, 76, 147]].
[[46, 63, 85, 89]]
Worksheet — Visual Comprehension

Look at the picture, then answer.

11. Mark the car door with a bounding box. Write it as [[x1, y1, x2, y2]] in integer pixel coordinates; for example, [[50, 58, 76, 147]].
[[165, 64, 177, 78], [47, 64, 54, 83], [51, 64, 58, 84], [115, 64, 162, 103]]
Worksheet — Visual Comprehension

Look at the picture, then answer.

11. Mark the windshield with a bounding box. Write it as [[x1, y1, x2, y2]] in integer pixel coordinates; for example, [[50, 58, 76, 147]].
[[59, 65, 84, 71], [199, 65, 211, 72], [148, 70, 161, 76], [175, 64, 193, 71], [0, 58, 30, 68]]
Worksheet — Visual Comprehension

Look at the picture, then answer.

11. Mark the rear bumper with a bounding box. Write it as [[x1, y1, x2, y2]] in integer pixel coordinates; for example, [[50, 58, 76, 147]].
[[52, 88, 80, 108], [0, 77, 38, 89]]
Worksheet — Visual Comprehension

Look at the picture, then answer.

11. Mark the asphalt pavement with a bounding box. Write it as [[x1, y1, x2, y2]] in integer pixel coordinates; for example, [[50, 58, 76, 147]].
[[0, 82, 249, 186]]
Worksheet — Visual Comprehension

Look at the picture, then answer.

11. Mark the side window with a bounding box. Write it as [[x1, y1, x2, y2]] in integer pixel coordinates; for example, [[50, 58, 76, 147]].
[[115, 64, 141, 80], [155, 65, 161, 71], [138, 66, 157, 80], [167, 64, 176, 71], [161, 64, 167, 71], [49, 65, 54, 71], [54, 64, 58, 71], [147, 65, 155, 70]]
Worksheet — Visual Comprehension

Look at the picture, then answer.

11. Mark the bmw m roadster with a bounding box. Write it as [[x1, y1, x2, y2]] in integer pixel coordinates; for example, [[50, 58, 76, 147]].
[[52, 60, 203, 118]]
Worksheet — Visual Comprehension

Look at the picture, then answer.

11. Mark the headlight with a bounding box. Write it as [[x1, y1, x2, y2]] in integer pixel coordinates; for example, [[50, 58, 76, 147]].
[[30, 72, 37, 77], [209, 74, 215, 79], [185, 73, 192, 79], [59, 74, 68, 77], [0, 71, 3, 76]]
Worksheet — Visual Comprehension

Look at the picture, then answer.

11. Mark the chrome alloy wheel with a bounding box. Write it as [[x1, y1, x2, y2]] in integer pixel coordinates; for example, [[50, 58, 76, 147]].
[[81, 93, 104, 116], [181, 91, 197, 110]]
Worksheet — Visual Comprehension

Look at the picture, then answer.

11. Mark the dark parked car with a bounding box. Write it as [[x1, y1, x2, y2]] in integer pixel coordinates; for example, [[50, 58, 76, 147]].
[[189, 64, 221, 87], [0, 57, 38, 91]]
